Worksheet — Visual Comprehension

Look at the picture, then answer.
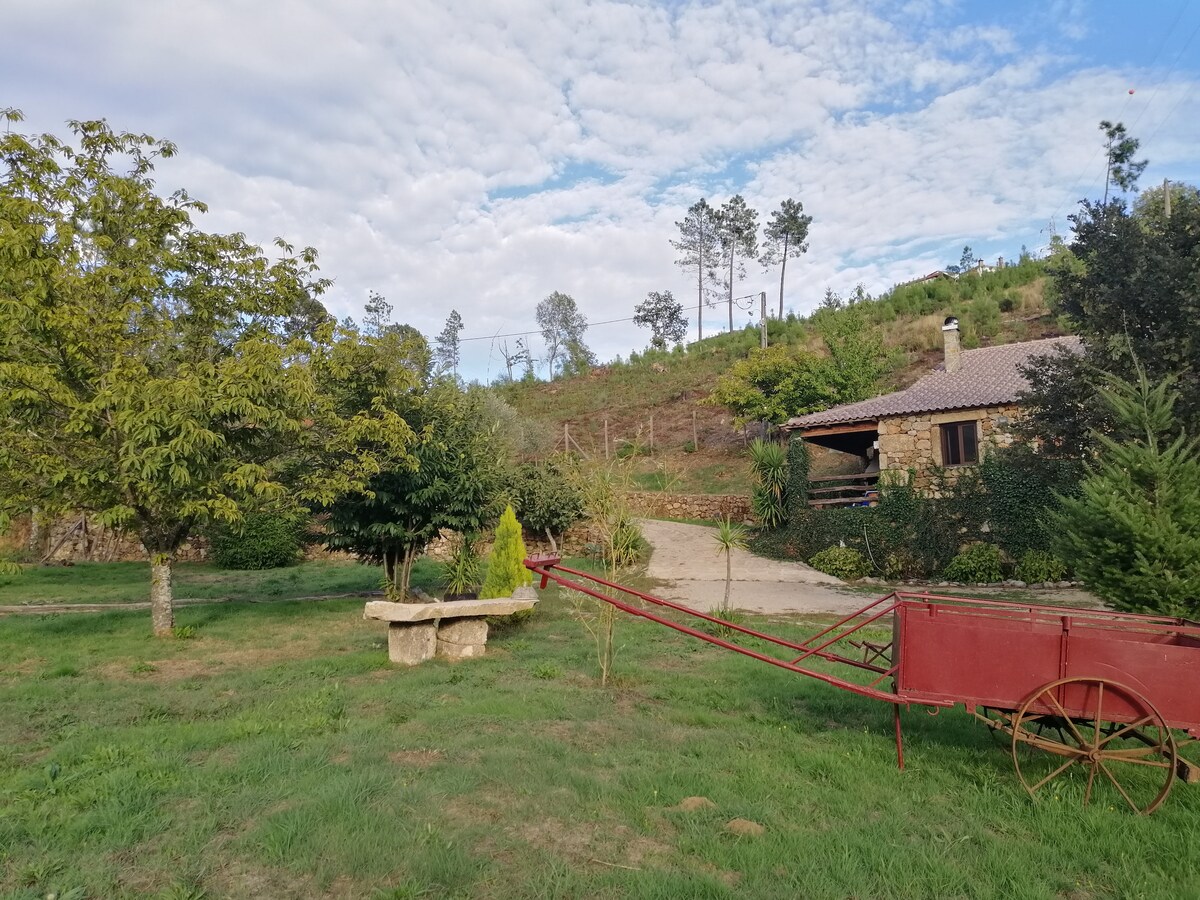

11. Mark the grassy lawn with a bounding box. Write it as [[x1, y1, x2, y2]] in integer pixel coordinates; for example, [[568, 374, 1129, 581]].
[[0, 559, 441, 607], [1, 566, 1197, 898]]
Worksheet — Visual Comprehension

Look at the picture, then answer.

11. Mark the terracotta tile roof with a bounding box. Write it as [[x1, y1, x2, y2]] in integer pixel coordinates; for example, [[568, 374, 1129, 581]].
[[782, 335, 1082, 430]]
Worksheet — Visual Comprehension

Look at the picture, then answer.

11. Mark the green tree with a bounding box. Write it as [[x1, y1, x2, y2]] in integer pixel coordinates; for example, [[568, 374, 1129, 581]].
[[817, 311, 887, 404], [1100, 119, 1148, 204], [479, 504, 532, 599], [0, 111, 414, 636], [760, 198, 812, 318], [323, 383, 508, 599], [716, 195, 759, 331], [671, 198, 721, 341], [706, 345, 835, 426], [1021, 182, 1200, 446], [536, 291, 589, 380], [509, 457, 585, 552], [633, 290, 687, 350], [1051, 369, 1200, 617], [959, 245, 978, 273], [434, 308, 464, 378]]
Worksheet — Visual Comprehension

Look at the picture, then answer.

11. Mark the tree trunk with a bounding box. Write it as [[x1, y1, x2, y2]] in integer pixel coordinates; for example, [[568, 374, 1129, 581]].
[[150, 554, 174, 637], [384, 548, 398, 588], [545, 527, 558, 554], [697, 256, 704, 342], [778, 236, 789, 319], [728, 251, 735, 332], [724, 554, 732, 612]]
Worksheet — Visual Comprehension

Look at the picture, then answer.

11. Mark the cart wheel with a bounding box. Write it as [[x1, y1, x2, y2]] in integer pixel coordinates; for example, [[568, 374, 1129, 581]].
[[1011, 677, 1178, 815]]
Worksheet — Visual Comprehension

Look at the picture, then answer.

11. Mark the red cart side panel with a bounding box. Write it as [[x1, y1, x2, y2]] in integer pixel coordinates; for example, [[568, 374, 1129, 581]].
[[895, 603, 1064, 710], [1052, 629, 1200, 730]]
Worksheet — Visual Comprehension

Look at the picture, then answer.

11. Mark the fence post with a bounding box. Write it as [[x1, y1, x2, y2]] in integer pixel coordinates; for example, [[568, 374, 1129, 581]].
[[604, 418, 609, 460], [649, 415, 654, 452], [692, 410, 698, 450]]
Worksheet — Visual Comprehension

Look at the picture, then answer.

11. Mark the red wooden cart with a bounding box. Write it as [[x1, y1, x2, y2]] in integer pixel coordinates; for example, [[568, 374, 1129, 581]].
[[525, 555, 1200, 814]]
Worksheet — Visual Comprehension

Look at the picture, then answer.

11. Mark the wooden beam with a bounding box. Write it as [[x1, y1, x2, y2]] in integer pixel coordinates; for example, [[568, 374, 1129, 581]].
[[795, 421, 878, 438]]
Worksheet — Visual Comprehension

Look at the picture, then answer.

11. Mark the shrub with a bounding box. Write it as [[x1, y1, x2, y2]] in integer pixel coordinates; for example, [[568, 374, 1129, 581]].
[[509, 458, 585, 546], [480, 505, 532, 600], [809, 546, 870, 580], [443, 533, 482, 596], [749, 438, 787, 529], [942, 543, 1003, 583], [1016, 550, 1068, 584], [208, 511, 303, 570]]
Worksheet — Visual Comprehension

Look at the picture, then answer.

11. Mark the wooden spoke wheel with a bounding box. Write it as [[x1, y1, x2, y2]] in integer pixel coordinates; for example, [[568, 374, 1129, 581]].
[[1011, 677, 1178, 815]]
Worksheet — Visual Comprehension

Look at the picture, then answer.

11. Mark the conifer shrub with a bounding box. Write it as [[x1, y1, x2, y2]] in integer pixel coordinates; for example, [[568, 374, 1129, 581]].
[[480, 505, 532, 600]]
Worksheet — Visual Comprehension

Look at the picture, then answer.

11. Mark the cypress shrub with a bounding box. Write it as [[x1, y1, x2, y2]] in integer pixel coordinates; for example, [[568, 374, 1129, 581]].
[[480, 505, 532, 599]]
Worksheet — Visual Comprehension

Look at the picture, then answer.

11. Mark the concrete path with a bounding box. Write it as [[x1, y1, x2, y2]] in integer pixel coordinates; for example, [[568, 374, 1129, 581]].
[[639, 519, 874, 615]]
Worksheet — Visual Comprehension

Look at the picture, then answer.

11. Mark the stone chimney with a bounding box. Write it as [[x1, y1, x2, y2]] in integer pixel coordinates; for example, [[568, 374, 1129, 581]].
[[942, 316, 961, 373]]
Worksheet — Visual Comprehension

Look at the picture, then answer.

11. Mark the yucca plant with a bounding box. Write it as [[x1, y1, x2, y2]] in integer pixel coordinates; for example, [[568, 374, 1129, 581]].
[[749, 438, 787, 529], [713, 517, 749, 619], [444, 532, 483, 597]]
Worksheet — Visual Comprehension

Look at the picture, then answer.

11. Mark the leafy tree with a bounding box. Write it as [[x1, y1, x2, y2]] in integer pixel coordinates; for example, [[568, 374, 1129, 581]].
[[633, 290, 687, 350], [323, 383, 508, 600], [363, 290, 393, 336], [671, 198, 721, 341], [1051, 369, 1200, 617], [561, 336, 597, 378], [497, 337, 530, 383], [716, 195, 759, 331], [0, 111, 414, 636], [1021, 185, 1200, 446], [479, 505, 532, 599], [959, 245, 978, 273], [708, 310, 886, 425], [509, 457, 586, 552], [759, 198, 812, 318], [536, 291, 589, 379], [1100, 119, 1148, 204], [707, 345, 836, 425], [434, 308, 464, 378], [817, 311, 888, 405]]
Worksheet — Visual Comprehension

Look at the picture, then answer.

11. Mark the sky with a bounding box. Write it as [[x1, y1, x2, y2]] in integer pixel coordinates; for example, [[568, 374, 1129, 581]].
[[5, 0, 1200, 382]]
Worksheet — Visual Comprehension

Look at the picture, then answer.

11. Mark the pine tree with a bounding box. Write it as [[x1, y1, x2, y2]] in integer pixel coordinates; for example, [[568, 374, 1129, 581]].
[[1052, 368, 1200, 617], [480, 505, 532, 599], [434, 309, 464, 378]]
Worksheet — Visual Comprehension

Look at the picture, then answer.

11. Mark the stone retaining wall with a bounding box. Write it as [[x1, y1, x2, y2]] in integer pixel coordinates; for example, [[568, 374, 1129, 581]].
[[622, 491, 753, 524]]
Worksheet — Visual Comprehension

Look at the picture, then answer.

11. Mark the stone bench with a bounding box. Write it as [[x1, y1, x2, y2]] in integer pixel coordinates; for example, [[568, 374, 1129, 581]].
[[363, 587, 538, 665]]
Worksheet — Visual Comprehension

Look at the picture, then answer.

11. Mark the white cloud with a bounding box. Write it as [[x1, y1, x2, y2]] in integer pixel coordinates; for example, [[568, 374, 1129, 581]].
[[4, 0, 1199, 379]]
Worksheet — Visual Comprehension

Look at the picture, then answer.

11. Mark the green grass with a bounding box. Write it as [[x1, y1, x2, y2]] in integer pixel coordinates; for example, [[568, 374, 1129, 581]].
[[1, 567, 1196, 898], [0, 558, 442, 607]]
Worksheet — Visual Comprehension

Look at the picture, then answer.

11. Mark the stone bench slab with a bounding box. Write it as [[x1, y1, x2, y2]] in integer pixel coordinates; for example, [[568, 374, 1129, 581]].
[[363, 592, 536, 624]]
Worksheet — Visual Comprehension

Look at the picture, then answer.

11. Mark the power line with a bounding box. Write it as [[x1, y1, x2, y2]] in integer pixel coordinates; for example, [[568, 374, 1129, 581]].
[[459, 311, 641, 343], [1046, 1, 1191, 222]]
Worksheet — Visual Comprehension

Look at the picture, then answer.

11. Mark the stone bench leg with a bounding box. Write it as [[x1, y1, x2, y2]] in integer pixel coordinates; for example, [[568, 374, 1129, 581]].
[[388, 622, 437, 666], [436, 617, 488, 660]]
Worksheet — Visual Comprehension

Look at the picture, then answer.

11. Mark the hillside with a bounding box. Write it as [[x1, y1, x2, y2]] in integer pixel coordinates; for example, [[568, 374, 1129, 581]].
[[502, 260, 1068, 495]]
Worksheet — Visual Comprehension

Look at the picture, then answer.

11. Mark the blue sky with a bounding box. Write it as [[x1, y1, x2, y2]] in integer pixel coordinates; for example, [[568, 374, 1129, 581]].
[[4, 0, 1199, 381]]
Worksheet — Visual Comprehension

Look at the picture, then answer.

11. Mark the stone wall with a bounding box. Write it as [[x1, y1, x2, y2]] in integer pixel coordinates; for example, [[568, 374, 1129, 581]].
[[622, 491, 752, 524], [2, 514, 209, 563], [877, 404, 1021, 491]]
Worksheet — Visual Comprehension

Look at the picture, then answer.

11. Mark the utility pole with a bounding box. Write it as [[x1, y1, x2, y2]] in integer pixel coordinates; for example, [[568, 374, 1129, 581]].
[[1164, 178, 1172, 220], [759, 292, 768, 349]]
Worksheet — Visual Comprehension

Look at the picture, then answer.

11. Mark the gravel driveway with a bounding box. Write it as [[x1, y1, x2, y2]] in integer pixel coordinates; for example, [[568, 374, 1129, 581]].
[[639, 519, 873, 615]]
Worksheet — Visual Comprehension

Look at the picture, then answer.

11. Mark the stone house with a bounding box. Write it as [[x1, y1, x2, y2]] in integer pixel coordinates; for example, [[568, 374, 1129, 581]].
[[781, 318, 1080, 498]]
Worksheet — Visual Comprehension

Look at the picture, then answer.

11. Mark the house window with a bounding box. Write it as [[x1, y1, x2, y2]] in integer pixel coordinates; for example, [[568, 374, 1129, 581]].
[[940, 420, 979, 466]]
